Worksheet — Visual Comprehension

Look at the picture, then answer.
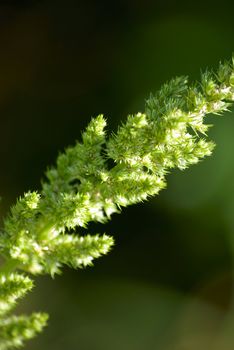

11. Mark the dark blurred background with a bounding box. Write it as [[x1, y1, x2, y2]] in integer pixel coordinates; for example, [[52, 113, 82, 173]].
[[1, 1, 234, 349]]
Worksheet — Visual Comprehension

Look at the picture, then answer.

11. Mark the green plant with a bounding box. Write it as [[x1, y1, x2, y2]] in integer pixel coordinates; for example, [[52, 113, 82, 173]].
[[0, 57, 233, 349]]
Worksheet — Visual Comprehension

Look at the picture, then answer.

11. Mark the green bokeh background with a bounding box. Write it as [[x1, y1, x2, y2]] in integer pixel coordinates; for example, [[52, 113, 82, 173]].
[[1, 1, 234, 349]]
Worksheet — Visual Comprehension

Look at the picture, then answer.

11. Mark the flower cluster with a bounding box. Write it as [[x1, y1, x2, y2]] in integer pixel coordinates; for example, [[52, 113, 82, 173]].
[[0, 57, 233, 349]]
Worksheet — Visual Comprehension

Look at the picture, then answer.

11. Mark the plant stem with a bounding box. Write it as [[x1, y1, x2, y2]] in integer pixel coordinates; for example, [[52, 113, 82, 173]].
[[0, 259, 19, 275]]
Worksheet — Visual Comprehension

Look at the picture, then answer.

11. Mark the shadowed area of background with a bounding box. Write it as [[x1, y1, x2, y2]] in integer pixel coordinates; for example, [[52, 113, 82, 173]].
[[1, 0, 234, 349]]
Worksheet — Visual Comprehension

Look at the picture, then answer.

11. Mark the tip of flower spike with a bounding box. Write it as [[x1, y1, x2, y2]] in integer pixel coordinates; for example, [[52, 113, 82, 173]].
[[0, 312, 49, 349]]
